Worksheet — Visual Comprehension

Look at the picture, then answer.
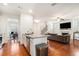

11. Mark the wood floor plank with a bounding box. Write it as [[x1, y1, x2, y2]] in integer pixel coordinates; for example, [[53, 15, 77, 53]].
[[0, 40, 79, 56], [48, 40, 79, 56], [0, 40, 29, 56]]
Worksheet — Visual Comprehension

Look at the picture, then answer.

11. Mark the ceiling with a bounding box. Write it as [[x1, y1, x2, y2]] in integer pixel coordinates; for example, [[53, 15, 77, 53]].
[[0, 3, 79, 19]]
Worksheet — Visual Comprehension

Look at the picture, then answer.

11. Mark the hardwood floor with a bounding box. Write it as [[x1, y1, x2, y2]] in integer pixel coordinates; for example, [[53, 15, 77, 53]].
[[0, 39, 79, 56], [0, 40, 29, 56], [48, 40, 79, 56]]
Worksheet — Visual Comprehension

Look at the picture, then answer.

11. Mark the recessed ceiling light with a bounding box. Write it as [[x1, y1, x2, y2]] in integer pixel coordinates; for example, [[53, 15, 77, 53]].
[[3, 3, 8, 6], [34, 19, 40, 23], [28, 9, 32, 13]]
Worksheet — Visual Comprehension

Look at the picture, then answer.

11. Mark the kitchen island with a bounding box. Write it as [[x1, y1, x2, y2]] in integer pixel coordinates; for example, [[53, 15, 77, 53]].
[[25, 34, 48, 56]]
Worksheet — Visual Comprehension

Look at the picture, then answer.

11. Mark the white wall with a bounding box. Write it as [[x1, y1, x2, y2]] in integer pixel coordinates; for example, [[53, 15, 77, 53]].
[[47, 20, 60, 34], [33, 22, 41, 34], [0, 14, 19, 44], [0, 16, 7, 44], [19, 14, 33, 44], [33, 20, 46, 34], [47, 21, 54, 33]]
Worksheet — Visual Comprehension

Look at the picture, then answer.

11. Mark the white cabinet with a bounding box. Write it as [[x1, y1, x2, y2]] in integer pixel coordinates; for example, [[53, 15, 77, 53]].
[[29, 35, 47, 56]]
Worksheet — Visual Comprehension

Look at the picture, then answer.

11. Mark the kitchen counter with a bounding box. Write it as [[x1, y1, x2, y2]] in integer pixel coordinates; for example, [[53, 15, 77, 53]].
[[25, 34, 48, 56], [26, 34, 49, 39]]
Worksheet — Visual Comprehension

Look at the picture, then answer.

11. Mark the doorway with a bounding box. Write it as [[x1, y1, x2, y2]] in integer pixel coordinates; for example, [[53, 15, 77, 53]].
[[7, 18, 19, 42]]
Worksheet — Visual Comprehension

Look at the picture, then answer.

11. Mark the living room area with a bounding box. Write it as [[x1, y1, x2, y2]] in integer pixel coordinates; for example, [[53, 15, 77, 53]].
[[47, 19, 79, 56], [0, 3, 79, 56]]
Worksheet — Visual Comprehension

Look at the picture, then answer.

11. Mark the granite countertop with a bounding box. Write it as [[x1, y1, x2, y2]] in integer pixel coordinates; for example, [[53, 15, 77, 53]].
[[25, 34, 49, 39]]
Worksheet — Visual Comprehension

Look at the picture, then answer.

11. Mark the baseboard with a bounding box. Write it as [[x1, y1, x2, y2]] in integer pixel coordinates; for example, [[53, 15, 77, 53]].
[[21, 44, 31, 56]]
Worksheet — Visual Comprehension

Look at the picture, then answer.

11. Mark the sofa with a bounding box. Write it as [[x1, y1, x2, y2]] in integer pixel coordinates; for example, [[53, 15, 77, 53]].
[[47, 33, 70, 44]]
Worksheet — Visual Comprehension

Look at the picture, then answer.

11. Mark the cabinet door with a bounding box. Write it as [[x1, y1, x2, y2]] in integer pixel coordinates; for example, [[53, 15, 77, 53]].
[[26, 38, 30, 52]]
